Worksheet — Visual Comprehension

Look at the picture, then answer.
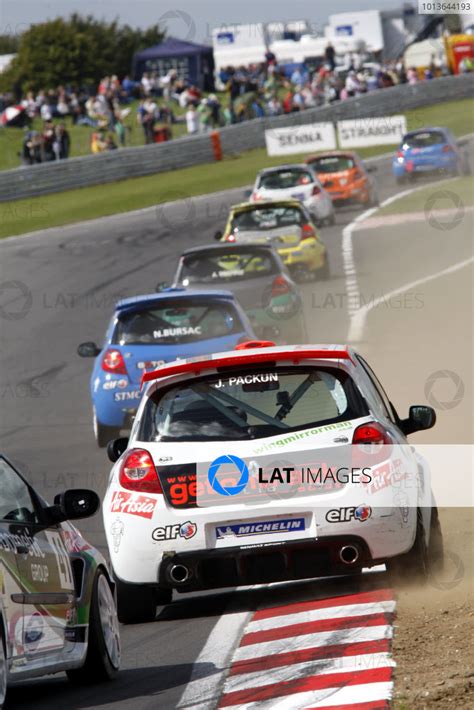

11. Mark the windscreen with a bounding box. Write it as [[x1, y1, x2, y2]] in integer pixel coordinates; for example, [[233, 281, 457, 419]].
[[403, 131, 446, 148], [258, 168, 314, 190], [113, 302, 243, 345], [230, 205, 306, 233], [178, 251, 279, 285], [139, 367, 368, 442], [311, 155, 356, 173]]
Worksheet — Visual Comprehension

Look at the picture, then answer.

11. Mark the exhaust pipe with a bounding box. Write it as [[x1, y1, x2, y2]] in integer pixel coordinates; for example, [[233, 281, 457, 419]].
[[169, 564, 190, 584], [339, 545, 360, 565]]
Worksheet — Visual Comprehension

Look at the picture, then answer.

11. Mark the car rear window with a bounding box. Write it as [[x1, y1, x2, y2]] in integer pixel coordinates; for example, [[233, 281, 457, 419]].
[[231, 205, 306, 233], [310, 155, 356, 173], [258, 169, 314, 190], [139, 366, 368, 441], [178, 251, 279, 285], [403, 131, 446, 148], [113, 301, 243, 345]]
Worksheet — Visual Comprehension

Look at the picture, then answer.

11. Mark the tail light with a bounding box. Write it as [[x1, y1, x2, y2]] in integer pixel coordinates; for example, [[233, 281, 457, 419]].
[[312, 185, 321, 195], [301, 223, 316, 240], [352, 422, 392, 469], [271, 275, 290, 296], [252, 192, 263, 201], [102, 349, 127, 374], [352, 422, 391, 445], [442, 144, 453, 153], [119, 448, 163, 494], [225, 233, 236, 242]]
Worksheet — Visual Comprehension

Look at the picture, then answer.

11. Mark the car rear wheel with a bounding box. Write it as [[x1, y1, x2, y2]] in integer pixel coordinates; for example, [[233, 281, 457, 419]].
[[67, 570, 120, 684], [115, 574, 172, 624], [386, 507, 443, 584], [93, 410, 121, 448], [0, 624, 7, 710]]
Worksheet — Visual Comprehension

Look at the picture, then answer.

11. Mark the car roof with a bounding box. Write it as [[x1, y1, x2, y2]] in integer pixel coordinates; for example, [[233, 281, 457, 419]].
[[180, 243, 277, 257], [306, 150, 358, 161], [142, 344, 356, 388], [403, 126, 448, 137], [116, 290, 237, 311], [257, 164, 312, 174], [231, 199, 304, 211]]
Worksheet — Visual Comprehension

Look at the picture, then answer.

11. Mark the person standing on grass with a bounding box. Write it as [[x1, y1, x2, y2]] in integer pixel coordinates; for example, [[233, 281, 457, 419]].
[[186, 104, 200, 134]]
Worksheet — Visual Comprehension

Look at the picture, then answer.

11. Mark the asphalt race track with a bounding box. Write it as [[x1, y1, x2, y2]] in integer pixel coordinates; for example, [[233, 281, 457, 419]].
[[1, 143, 472, 709]]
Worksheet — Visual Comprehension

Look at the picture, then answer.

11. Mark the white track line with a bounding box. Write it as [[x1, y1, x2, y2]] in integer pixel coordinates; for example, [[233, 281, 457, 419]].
[[342, 175, 472, 343]]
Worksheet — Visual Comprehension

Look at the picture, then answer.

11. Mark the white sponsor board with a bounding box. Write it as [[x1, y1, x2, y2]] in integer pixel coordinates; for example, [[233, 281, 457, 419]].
[[265, 123, 337, 156], [337, 115, 407, 148]]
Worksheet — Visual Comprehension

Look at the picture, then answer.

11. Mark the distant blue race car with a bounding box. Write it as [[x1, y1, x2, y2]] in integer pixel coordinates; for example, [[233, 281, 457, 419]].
[[392, 126, 469, 184], [77, 289, 256, 446]]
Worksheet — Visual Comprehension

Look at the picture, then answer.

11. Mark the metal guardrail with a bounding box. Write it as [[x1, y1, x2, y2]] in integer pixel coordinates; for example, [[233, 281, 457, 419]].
[[0, 73, 472, 203]]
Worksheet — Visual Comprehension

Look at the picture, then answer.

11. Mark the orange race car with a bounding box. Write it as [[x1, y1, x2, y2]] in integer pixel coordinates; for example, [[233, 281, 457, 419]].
[[305, 151, 379, 207]]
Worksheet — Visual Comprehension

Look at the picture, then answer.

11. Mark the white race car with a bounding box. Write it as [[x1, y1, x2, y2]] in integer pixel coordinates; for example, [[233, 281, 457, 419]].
[[251, 164, 336, 226], [103, 342, 444, 624]]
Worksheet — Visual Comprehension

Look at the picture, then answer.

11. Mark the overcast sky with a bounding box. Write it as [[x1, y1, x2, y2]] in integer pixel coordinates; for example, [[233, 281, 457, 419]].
[[1, 1, 407, 40]]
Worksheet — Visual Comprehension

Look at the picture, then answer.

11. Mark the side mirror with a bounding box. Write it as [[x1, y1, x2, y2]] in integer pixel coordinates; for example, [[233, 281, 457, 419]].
[[214, 230, 223, 241], [156, 281, 170, 292], [107, 437, 129, 463], [243, 189, 252, 200], [47, 489, 100, 523], [401, 405, 436, 435], [366, 165, 377, 173], [77, 341, 101, 357]]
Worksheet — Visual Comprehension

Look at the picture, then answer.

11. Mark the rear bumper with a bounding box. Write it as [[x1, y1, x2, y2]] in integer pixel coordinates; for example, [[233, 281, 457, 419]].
[[158, 536, 375, 592]]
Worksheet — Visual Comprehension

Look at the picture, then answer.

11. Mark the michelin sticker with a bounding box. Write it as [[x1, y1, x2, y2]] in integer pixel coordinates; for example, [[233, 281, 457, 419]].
[[216, 517, 305, 539]]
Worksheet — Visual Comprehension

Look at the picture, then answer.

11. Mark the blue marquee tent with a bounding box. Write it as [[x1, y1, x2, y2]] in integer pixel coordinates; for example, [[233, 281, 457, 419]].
[[133, 37, 214, 90]]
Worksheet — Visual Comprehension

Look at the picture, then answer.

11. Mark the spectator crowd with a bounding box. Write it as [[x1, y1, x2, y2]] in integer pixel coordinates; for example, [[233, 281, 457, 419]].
[[0, 42, 467, 166]]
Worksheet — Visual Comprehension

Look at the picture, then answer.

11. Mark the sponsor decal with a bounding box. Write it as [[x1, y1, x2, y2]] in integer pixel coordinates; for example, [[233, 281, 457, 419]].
[[31, 563, 49, 583], [103, 378, 128, 390], [326, 505, 372, 523], [114, 390, 141, 402], [110, 490, 157, 518], [216, 517, 305, 539], [208, 455, 249, 496], [213, 373, 279, 389], [252, 420, 353, 454], [365, 458, 406, 495], [24, 613, 44, 649], [158, 456, 173, 463], [136, 360, 165, 370], [394, 491, 410, 526], [0, 530, 45, 558], [110, 518, 125, 552], [152, 521, 197, 541], [44, 531, 75, 589], [153, 326, 201, 338]]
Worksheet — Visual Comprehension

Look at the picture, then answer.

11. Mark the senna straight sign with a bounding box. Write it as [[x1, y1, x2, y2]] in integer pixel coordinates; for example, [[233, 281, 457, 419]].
[[337, 115, 407, 148], [265, 123, 337, 156]]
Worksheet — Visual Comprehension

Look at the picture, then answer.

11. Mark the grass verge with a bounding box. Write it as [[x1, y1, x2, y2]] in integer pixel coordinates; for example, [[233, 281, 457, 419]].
[[1, 98, 473, 240], [377, 176, 474, 215]]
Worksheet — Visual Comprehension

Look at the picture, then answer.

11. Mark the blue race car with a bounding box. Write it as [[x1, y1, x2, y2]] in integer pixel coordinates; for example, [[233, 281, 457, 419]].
[[392, 126, 469, 184], [77, 289, 256, 446]]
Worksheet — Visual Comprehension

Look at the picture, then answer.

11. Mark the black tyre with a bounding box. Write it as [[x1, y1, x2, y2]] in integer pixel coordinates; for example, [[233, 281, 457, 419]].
[[387, 507, 443, 585], [93, 410, 121, 448], [67, 570, 120, 684], [311, 254, 330, 281], [115, 574, 172, 624], [0, 622, 6, 710]]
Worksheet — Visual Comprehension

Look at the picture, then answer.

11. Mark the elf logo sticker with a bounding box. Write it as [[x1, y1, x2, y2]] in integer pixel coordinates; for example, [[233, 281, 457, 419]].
[[152, 521, 197, 541], [326, 505, 372, 523]]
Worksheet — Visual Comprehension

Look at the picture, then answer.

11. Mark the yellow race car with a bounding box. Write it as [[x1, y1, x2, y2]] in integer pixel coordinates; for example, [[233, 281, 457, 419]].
[[214, 199, 329, 281]]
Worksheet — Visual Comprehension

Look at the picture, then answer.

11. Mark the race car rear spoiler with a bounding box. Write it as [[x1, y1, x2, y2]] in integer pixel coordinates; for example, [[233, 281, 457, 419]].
[[140, 348, 353, 389]]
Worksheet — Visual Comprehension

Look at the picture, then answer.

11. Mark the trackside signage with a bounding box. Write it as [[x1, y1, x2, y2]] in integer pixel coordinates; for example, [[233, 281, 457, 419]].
[[337, 115, 407, 148], [265, 123, 337, 156]]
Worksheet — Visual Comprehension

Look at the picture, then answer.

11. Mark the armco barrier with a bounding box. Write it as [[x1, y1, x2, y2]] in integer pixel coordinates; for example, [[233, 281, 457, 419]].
[[0, 73, 472, 203]]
